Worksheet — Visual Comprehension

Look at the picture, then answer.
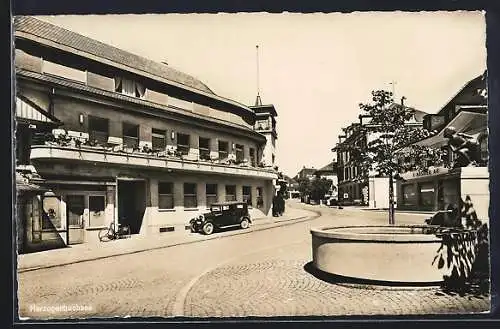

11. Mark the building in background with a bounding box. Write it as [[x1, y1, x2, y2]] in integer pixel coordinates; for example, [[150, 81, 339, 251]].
[[314, 161, 338, 202], [14, 16, 278, 252], [397, 72, 488, 219], [333, 105, 427, 207]]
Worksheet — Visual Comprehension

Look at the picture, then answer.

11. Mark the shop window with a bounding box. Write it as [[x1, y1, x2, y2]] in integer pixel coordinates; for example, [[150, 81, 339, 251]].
[[402, 184, 417, 207], [177, 133, 190, 155], [114, 77, 146, 98], [42, 196, 62, 230], [123, 123, 139, 148], [184, 183, 197, 208], [418, 183, 435, 208], [256, 187, 264, 207], [225, 185, 236, 202], [88, 116, 109, 145], [152, 129, 166, 151], [206, 184, 218, 207], [89, 195, 106, 227], [218, 140, 229, 160], [158, 182, 174, 210], [242, 186, 252, 206], [199, 137, 211, 160]]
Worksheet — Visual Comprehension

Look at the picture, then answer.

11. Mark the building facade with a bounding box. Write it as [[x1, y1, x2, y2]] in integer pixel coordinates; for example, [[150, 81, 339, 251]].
[[14, 17, 278, 252], [397, 72, 488, 218], [333, 105, 427, 207], [314, 162, 338, 200]]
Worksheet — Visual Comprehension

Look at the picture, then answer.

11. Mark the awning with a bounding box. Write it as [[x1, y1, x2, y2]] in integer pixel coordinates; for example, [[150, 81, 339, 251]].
[[414, 110, 487, 148], [15, 96, 61, 126]]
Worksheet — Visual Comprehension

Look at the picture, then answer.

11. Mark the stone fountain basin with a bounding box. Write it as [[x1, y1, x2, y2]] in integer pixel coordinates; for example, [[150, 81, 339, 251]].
[[311, 225, 444, 284]]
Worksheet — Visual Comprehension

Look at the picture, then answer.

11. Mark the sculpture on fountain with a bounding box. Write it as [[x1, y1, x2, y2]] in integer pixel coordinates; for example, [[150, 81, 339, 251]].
[[443, 126, 481, 168]]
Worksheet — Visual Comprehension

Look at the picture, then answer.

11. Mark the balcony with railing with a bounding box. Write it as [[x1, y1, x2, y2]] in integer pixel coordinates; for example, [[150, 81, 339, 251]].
[[29, 130, 277, 179]]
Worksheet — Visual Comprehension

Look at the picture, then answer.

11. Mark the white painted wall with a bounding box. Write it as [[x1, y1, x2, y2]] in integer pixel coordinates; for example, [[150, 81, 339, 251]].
[[368, 176, 397, 209]]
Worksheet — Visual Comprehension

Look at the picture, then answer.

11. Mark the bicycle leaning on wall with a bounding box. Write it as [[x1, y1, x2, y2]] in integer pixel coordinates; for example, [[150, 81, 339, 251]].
[[98, 222, 131, 242]]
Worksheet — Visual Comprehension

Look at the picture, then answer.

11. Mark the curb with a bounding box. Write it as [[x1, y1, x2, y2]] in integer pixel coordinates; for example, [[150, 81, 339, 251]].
[[18, 210, 320, 273]]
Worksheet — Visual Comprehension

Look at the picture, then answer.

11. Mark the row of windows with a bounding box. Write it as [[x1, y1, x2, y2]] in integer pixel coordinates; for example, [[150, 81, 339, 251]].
[[340, 166, 359, 182], [158, 183, 263, 210], [87, 115, 257, 164]]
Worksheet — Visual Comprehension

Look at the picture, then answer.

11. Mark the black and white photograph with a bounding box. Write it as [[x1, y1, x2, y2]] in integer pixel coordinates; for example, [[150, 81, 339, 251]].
[[13, 11, 490, 319]]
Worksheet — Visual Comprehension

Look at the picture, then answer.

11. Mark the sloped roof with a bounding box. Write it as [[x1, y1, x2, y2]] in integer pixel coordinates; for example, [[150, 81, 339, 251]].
[[436, 72, 487, 116], [315, 162, 337, 174], [14, 16, 215, 95], [17, 68, 265, 141]]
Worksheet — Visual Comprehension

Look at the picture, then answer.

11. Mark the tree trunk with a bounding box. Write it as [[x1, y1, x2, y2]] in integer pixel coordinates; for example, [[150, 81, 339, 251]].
[[388, 172, 395, 225]]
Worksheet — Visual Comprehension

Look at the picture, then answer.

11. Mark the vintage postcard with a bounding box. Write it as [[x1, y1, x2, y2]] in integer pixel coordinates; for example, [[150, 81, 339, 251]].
[[14, 11, 490, 320]]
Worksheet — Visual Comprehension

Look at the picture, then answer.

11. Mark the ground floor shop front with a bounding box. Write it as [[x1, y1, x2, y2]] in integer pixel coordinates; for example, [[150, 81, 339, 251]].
[[397, 167, 489, 222], [17, 162, 276, 252]]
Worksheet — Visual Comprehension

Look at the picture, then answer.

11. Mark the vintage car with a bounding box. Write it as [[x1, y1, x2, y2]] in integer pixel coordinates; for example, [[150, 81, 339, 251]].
[[189, 201, 252, 235]]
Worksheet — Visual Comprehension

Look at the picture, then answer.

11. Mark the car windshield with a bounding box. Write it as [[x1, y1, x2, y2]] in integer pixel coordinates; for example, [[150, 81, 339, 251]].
[[211, 205, 222, 212]]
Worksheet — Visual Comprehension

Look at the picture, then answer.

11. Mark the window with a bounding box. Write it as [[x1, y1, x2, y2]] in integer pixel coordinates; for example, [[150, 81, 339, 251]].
[[242, 186, 252, 206], [272, 154, 275, 165], [206, 184, 218, 207], [42, 60, 86, 83], [199, 137, 211, 160], [218, 141, 229, 160], [184, 183, 197, 208], [114, 77, 146, 98], [235, 144, 244, 162], [402, 184, 417, 207], [158, 182, 174, 210], [89, 195, 106, 227], [225, 185, 236, 202], [152, 129, 166, 151], [88, 116, 109, 145], [249, 148, 256, 166], [256, 187, 264, 207], [42, 196, 62, 230], [419, 183, 435, 208], [177, 133, 190, 155], [123, 123, 139, 148]]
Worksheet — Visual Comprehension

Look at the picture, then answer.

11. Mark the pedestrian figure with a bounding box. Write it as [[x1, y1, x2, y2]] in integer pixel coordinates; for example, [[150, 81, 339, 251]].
[[272, 194, 279, 217], [277, 192, 285, 216]]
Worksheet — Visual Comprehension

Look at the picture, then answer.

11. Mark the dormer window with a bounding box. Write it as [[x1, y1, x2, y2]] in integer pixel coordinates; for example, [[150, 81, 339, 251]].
[[114, 77, 146, 98]]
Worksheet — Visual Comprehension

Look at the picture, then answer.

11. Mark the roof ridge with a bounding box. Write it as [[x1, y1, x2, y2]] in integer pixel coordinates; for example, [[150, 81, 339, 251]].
[[14, 16, 216, 95]]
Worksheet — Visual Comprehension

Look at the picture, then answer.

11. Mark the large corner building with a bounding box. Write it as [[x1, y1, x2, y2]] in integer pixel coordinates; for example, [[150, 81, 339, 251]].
[[14, 16, 279, 252]]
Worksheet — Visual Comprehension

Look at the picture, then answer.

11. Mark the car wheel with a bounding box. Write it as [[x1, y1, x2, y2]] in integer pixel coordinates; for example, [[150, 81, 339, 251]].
[[202, 222, 214, 235], [190, 223, 196, 233], [240, 218, 250, 229]]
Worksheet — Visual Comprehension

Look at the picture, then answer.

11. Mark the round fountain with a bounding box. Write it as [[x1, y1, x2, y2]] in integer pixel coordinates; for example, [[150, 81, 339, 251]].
[[310, 225, 444, 284]]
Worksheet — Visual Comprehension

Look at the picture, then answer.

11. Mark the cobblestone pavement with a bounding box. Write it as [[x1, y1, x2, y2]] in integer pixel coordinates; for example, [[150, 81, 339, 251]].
[[184, 242, 490, 317], [17, 203, 490, 320]]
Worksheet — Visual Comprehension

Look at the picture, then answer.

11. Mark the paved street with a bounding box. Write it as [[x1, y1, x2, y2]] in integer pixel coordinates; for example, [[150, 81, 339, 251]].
[[17, 201, 490, 319]]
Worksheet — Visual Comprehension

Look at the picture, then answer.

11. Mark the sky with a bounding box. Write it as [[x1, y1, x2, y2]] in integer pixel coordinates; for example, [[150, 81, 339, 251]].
[[37, 12, 486, 177]]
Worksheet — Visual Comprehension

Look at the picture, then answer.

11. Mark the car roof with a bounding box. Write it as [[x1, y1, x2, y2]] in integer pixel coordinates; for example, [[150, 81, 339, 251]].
[[211, 201, 247, 206]]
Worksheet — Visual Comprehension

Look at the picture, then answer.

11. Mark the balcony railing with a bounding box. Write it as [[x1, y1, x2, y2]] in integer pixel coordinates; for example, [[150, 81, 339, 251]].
[[30, 131, 277, 179]]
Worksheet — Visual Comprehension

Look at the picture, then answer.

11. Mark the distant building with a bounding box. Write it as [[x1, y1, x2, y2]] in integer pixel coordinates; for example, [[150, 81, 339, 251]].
[[333, 104, 427, 207], [314, 162, 338, 200], [295, 166, 317, 180]]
